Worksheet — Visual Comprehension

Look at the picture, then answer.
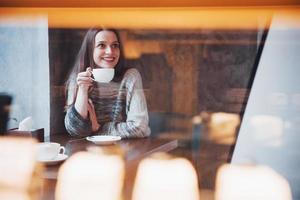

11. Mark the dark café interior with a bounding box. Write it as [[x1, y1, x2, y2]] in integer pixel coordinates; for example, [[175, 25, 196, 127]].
[[0, 0, 300, 199]]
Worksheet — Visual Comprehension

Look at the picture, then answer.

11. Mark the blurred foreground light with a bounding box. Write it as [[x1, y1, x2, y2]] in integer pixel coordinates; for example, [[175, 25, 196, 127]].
[[132, 153, 200, 200], [55, 151, 124, 200], [215, 164, 292, 200], [0, 137, 43, 200]]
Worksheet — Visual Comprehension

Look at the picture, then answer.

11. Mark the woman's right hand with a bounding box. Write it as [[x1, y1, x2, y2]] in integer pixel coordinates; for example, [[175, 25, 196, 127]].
[[74, 67, 94, 119], [76, 67, 94, 91]]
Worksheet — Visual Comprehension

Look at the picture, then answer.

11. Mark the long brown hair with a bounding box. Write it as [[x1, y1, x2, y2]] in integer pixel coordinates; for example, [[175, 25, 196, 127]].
[[65, 28, 126, 108]]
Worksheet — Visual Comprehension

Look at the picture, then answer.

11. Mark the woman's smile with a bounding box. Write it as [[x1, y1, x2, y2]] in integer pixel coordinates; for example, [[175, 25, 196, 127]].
[[102, 57, 116, 62]]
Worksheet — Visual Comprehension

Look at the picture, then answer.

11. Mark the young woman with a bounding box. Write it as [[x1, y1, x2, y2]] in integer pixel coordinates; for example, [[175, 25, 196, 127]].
[[64, 28, 150, 138]]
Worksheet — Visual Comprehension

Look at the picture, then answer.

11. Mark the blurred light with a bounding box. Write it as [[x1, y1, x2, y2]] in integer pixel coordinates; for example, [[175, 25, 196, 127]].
[[55, 151, 124, 200], [202, 112, 240, 145], [122, 39, 163, 59], [250, 115, 284, 146], [1, 7, 299, 30], [132, 153, 200, 200], [0, 137, 42, 200], [123, 40, 141, 59], [215, 164, 292, 200], [0, 7, 277, 29]]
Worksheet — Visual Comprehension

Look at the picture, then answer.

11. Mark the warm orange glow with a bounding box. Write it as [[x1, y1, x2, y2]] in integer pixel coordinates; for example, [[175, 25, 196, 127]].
[[1, 0, 300, 7], [0, 7, 292, 29], [202, 112, 240, 145], [0, 7, 299, 29], [123, 40, 163, 59]]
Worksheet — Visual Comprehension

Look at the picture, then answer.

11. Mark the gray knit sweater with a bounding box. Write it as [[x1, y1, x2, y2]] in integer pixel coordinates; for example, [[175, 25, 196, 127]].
[[64, 68, 151, 138]]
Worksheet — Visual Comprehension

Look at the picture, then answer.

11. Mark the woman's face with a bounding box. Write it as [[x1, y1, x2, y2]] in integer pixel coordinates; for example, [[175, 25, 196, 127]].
[[93, 30, 120, 69]]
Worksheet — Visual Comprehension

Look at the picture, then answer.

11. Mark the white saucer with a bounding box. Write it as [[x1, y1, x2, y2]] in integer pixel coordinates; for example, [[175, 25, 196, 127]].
[[37, 153, 68, 165], [86, 135, 121, 145]]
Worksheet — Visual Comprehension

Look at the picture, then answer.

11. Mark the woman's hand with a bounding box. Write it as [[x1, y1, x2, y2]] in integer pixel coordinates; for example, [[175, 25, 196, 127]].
[[76, 67, 94, 91], [74, 67, 94, 119], [87, 99, 100, 132]]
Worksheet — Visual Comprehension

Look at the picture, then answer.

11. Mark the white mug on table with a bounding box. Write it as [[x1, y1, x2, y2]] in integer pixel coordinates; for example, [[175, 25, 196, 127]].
[[36, 142, 65, 160]]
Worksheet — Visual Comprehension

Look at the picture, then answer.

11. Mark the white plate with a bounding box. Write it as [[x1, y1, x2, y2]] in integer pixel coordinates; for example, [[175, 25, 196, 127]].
[[37, 153, 68, 165], [86, 135, 121, 145]]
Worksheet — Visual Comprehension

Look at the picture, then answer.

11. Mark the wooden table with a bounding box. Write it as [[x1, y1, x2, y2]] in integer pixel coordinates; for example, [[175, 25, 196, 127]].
[[41, 134, 178, 200]]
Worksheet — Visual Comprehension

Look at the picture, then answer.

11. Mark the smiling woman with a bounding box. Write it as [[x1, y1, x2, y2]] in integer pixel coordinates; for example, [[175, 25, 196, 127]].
[[64, 28, 151, 138]]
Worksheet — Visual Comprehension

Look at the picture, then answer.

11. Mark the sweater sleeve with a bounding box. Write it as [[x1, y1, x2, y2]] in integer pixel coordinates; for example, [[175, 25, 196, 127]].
[[102, 69, 151, 138], [64, 105, 93, 137]]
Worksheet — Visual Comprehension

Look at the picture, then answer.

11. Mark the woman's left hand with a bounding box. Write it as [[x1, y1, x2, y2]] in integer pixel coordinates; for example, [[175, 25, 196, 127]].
[[87, 99, 100, 132]]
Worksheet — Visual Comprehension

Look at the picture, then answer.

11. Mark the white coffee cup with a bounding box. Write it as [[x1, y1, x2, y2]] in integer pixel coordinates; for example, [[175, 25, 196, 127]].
[[92, 68, 115, 83], [36, 142, 65, 161]]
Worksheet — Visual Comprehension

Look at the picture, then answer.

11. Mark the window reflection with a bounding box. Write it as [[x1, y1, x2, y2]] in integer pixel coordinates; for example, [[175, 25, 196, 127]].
[[1, 6, 300, 200]]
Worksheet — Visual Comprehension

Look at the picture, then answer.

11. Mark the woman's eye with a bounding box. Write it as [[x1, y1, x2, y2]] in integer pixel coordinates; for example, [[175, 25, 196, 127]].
[[111, 43, 120, 49], [97, 43, 106, 48]]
